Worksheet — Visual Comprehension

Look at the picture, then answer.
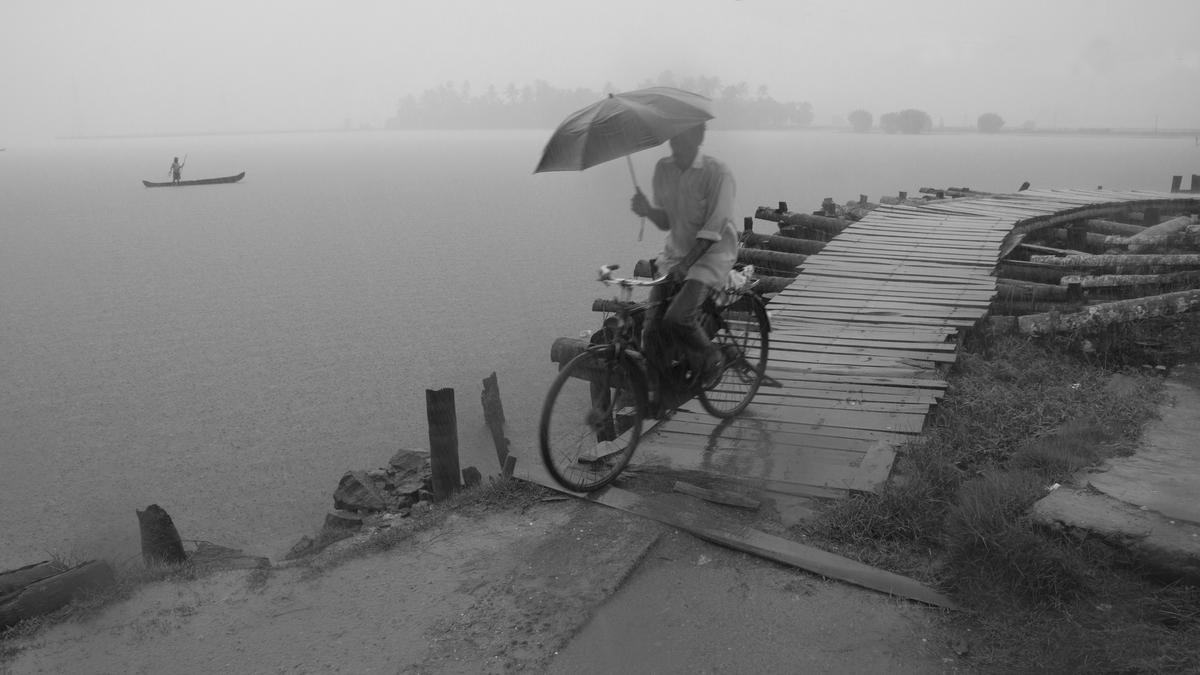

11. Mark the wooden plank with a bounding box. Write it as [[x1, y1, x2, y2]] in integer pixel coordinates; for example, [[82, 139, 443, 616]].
[[766, 363, 947, 388], [584, 484, 958, 608], [752, 394, 932, 415], [770, 334, 958, 353], [769, 344, 958, 364], [844, 441, 899, 493], [765, 323, 958, 341], [656, 409, 916, 446], [776, 310, 981, 328]]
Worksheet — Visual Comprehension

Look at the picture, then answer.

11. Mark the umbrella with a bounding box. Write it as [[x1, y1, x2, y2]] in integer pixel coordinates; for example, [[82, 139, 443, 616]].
[[534, 86, 713, 240], [533, 86, 713, 179]]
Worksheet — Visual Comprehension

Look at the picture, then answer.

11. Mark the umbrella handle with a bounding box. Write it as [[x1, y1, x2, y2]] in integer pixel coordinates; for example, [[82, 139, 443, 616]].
[[626, 156, 641, 193], [626, 156, 646, 241]]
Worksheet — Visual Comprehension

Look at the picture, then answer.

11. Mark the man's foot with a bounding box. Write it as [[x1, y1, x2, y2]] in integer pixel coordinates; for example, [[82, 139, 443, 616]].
[[699, 351, 725, 390]]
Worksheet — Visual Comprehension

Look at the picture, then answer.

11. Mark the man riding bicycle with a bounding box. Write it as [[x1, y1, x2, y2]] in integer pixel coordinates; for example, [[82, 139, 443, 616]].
[[629, 122, 738, 390]]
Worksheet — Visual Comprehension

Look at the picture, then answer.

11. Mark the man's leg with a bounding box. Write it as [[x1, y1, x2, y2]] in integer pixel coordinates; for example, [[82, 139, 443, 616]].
[[662, 279, 720, 385]]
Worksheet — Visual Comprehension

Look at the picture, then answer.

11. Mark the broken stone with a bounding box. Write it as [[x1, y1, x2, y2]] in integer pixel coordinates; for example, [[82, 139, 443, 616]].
[[461, 466, 482, 488], [333, 470, 389, 512], [284, 535, 315, 561], [324, 510, 365, 531], [388, 448, 431, 478]]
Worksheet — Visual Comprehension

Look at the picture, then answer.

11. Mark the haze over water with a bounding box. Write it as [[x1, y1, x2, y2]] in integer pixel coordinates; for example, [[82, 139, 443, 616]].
[[1, 129, 1197, 567]]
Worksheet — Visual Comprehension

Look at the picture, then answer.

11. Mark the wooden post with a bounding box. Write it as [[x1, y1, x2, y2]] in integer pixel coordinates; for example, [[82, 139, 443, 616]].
[[821, 197, 836, 216], [859, 194, 868, 205], [136, 504, 187, 565], [743, 216, 753, 233], [1171, 175, 1183, 193], [898, 191, 907, 200], [481, 372, 516, 478], [426, 388, 461, 500], [1192, 174, 1200, 193], [777, 201, 788, 213]]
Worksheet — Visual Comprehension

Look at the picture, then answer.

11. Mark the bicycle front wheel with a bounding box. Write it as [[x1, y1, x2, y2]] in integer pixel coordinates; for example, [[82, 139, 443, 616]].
[[699, 293, 770, 418], [539, 347, 648, 492]]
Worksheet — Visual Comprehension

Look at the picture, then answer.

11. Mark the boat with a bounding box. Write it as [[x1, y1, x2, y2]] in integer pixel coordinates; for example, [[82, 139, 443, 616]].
[[142, 171, 245, 188]]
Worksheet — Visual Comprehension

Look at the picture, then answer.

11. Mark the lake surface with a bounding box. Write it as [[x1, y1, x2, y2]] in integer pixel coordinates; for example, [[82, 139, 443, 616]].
[[2, 129, 1196, 568]]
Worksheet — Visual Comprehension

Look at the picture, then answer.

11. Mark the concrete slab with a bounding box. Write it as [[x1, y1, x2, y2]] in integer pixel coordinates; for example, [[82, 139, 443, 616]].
[[1087, 363, 1200, 526], [1029, 364, 1200, 583], [1030, 486, 1200, 583]]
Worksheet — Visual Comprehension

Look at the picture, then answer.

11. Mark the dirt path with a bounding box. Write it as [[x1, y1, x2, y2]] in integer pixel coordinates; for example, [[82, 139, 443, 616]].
[[3, 496, 966, 674]]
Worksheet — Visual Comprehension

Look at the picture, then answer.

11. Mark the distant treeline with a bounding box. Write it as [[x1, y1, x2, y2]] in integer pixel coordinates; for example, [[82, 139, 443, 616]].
[[386, 73, 816, 131]]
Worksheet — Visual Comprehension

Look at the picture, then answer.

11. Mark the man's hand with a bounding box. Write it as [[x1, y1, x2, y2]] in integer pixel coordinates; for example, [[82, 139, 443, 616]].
[[630, 190, 651, 218]]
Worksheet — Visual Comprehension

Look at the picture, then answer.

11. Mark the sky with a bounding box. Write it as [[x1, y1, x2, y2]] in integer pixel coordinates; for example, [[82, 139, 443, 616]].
[[3, 0, 1199, 140]]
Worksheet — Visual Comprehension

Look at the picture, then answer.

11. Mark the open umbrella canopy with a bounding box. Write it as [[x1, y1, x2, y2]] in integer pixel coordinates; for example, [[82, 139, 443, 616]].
[[534, 86, 713, 174]]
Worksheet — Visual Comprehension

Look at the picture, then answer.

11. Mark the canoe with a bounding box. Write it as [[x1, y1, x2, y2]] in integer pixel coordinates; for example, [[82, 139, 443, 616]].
[[142, 171, 245, 188]]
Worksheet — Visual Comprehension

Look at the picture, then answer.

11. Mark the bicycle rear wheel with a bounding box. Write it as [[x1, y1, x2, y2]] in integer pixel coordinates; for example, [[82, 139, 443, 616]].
[[539, 347, 648, 491], [699, 293, 770, 418]]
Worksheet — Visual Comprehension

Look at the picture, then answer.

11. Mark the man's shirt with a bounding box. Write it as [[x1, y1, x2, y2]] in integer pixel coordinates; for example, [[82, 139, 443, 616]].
[[651, 152, 738, 289]]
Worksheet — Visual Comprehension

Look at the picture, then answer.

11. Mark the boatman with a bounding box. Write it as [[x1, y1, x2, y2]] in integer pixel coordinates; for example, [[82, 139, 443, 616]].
[[168, 156, 185, 184], [629, 121, 738, 390]]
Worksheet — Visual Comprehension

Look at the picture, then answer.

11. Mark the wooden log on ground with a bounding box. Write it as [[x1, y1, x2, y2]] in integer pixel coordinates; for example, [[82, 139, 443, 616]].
[[1029, 253, 1200, 274], [1060, 270, 1200, 289], [0, 561, 67, 596], [136, 504, 187, 565], [481, 372, 516, 477], [426, 388, 461, 500], [740, 231, 826, 255], [1101, 216, 1199, 252], [0, 560, 115, 629], [754, 206, 851, 237], [737, 248, 805, 275], [1084, 219, 1147, 236], [1018, 288, 1200, 336], [996, 278, 1071, 301]]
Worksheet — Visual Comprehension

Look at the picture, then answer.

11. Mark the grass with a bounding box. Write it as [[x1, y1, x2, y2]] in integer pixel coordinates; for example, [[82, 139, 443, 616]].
[[798, 314, 1200, 673]]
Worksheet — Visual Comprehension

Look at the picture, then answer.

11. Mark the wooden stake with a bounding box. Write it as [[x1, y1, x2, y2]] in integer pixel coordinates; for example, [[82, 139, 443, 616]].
[[481, 372, 516, 477], [426, 388, 461, 500]]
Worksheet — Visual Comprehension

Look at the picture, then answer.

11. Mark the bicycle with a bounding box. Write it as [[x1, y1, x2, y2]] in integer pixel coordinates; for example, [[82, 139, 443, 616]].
[[539, 262, 771, 492]]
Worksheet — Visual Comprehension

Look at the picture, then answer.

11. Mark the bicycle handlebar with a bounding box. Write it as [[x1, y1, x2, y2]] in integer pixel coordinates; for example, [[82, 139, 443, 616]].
[[598, 264, 671, 288]]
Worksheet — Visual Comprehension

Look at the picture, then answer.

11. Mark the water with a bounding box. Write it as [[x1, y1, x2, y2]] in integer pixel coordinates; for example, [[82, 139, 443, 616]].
[[2, 129, 1195, 568]]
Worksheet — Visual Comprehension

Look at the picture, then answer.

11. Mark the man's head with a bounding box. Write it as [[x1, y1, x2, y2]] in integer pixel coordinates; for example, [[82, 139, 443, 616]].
[[669, 123, 706, 169]]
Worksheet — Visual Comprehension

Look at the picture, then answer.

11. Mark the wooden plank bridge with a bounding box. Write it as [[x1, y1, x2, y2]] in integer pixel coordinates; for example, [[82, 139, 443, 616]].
[[629, 186, 1200, 500]]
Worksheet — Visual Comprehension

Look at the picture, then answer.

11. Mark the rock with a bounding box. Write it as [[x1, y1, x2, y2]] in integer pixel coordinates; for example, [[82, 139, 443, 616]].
[[333, 470, 389, 512], [388, 448, 431, 477], [284, 536, 315, 561], [462, 466, 482, 488], [324, 510, 365, 531]]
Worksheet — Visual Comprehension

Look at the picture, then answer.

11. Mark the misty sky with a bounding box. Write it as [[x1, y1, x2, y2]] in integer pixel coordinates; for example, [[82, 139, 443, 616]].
[[4, 0, 1199, 140]]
